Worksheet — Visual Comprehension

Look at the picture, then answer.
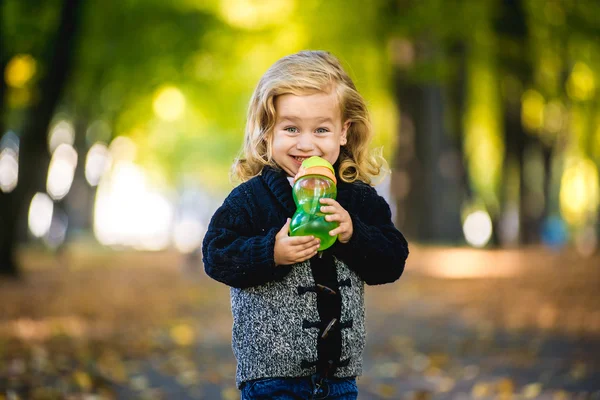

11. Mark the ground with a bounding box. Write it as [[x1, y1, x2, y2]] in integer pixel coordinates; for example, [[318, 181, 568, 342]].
[[0, 245, 599, 399]]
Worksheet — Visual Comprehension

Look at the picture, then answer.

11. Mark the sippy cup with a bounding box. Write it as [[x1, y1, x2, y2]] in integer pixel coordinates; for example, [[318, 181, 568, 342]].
[[289, 156, 338, 251]]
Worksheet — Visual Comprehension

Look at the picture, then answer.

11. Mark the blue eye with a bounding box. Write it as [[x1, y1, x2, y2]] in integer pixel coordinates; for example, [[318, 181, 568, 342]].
[[285, 127, 298, 133], [315, 128, 329, 134]]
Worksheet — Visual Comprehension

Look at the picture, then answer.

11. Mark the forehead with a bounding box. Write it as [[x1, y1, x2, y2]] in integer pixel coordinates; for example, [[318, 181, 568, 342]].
[[274, 91, 341, 122]]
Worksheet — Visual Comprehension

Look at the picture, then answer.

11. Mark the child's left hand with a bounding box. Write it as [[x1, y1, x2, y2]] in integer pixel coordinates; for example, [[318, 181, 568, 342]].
[[320, 198, 353, 243]]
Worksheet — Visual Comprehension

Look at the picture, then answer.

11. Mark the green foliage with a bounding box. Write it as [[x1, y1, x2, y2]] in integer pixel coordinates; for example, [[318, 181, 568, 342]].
[[3, 0, 600, 220], [2, 0, 63, 56], [60, 0, 401, 191]]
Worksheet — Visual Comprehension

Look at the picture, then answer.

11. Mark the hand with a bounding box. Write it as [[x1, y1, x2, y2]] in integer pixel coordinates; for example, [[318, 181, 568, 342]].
[[320, 198, 353, 243], [274, 219, 320, 266]]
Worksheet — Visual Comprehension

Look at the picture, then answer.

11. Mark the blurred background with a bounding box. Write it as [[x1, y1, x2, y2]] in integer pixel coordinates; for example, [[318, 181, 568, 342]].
[[1, 0, 599, 399]]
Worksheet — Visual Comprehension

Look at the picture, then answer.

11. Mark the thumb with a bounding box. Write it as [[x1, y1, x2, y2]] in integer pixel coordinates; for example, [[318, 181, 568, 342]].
[[278, 218, 291, 237]]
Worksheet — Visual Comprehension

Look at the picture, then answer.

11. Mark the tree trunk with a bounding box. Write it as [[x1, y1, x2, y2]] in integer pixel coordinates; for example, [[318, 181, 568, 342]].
[[494, 0, 540, 245], [64, 117, 95, 239], [0, 0, 83, 277], [393, 41, 464, 243], [0, 1, 19, 276], [499, 99, 529, 244]]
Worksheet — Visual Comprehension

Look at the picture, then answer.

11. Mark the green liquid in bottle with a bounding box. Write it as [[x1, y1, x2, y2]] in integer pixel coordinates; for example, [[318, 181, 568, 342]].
[[290, 174, 338, 251]]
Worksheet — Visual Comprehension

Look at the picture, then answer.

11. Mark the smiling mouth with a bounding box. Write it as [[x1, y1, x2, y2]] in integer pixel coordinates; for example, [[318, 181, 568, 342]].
[[291, 156, 317, 163]]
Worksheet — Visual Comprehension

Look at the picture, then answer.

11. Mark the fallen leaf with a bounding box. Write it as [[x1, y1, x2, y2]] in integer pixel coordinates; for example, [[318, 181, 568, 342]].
[[376, 383, 397, 399], [411, 390, 433, 400], [170, 324, 195, 347], [497, 377, 515, 395], [522, 383, 543, 398], [472, 382, 491, 398], [221, 386, 239, 400], [72, 370, 92, 391], [570, 362, 587, 380]]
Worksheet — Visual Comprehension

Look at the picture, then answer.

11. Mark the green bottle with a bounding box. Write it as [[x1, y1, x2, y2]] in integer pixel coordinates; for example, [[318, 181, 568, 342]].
[[289, 156, 338, 251]]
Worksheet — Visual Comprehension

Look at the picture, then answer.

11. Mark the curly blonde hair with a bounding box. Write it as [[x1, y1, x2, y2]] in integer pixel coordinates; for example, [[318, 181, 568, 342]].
[[232, 50, 382, 185]]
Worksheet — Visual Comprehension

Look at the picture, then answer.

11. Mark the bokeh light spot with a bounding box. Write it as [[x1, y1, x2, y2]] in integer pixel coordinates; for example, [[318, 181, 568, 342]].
[[0, 148, 19, 193], [153, 86, 185, 121], [85, 143, 111, 186], [47, 144, 78, 200], [173, 219, 205, 254], [48, 120, 75, 154], [463, 211, 493, 248], [521, 90, 544, 132], [566, 62, 595, 101], [5, 54, 37, 88], [219, 0, 295, 30], [28, 193, 54, 238], [559, 158, 599, 226]]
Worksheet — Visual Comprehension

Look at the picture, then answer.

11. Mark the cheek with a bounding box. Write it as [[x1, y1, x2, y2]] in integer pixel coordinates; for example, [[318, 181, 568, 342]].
[[324, 146, 341, 164], [271, 134, 293, 158], [271, 133, 284, 150]]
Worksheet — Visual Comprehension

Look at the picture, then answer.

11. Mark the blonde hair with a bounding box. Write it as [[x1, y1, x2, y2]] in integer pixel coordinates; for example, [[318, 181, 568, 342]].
[[232, 50, 382, 185]]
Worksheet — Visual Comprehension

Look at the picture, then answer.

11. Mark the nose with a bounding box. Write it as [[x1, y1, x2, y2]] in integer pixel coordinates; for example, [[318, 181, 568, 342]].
[[296, 132, 315, 152]]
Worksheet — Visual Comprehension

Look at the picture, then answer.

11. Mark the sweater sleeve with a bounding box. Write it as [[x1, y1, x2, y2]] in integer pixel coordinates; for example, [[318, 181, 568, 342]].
[[332, 185, 409, 285], [202, 195, 293, 289]]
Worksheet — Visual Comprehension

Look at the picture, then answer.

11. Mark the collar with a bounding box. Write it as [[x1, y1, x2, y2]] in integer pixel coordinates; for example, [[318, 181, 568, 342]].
[[260, 166, 296, 215]]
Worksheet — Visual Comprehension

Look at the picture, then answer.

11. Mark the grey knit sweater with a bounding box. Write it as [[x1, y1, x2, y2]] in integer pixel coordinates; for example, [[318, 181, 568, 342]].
[[202, 165, 409, 388], [231, 257, 365, 386]]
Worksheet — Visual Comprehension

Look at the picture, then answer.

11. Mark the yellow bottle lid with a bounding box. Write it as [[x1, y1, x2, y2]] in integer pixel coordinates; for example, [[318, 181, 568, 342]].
[[293, 156, 336, 185]]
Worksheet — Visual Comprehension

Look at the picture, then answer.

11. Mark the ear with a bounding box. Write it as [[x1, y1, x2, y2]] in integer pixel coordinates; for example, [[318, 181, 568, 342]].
[[341, 120, 350, 146]]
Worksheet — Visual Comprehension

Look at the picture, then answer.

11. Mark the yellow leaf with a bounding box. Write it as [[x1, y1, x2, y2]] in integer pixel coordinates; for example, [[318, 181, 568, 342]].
[[438, 377, 455, 393], [377, 383, 397, 398], [472, 382, 491, 398], [428, 352, 450, 369], [497, 377, 515, 394], [570, 362, 587, 380], [130, 375, 149, 391], [522, 383, 543, 399], [553, 390, 570, 400], [411, 390, 432, 400], [72, 370, 92, 391], [221, 387, 239, 400], [171, 323, 196, 346]]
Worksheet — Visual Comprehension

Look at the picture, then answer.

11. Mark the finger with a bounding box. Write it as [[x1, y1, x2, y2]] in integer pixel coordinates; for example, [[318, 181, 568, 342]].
[[329, 226, 345, 236], [325, 213, 342, 222], [277, 218, 291, 237], [285, 235, 316, 245], [292, 238, 320, 251], [320, 205, 338, 214], [297, 246, 319, 261], [319, 198, 341, 207]]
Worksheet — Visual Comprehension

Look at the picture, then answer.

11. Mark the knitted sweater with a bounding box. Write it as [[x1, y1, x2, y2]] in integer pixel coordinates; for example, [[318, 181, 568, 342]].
[[202, 165, 409, 388]]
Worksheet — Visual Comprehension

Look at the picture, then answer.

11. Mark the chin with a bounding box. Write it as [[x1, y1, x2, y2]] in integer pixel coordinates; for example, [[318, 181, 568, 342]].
[[280, 164, 298, 177]]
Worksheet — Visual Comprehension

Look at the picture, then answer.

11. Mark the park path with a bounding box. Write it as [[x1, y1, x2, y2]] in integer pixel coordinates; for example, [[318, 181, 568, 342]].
[[113, 247, 600, 399], [1, 246, 599, 399]]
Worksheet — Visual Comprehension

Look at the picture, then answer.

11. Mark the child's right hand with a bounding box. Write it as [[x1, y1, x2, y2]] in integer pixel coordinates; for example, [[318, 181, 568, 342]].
[[274, 218, 320, 266]]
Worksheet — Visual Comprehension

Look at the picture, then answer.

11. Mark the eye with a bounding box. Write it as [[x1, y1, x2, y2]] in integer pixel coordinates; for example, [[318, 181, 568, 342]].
[[284, 127, 299, 134], [315, 127, 330, 134]]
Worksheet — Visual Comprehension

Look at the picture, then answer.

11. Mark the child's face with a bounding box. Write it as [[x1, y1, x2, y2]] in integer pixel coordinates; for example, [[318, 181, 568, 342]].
[[271, 91, 349, 177]]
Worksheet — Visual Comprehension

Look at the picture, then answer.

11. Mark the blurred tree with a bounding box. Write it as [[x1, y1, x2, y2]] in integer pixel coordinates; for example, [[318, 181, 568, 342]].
[[520, 0, 600, 250], [0, 0, 83, 277], [388, 0, 468, 243], [0, 1, 6, 145], [2, 0, 598, 264], [494, 0, 535, 245], [61, 0, 221, 236]]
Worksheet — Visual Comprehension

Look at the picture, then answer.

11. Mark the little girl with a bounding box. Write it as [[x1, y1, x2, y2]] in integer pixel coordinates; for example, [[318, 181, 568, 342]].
[[202, 50, 409, 400]]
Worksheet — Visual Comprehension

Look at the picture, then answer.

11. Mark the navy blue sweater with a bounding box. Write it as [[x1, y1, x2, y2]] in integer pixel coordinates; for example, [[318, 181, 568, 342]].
[[203, 165, 409, 288], [202, 165, 409, 378]]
